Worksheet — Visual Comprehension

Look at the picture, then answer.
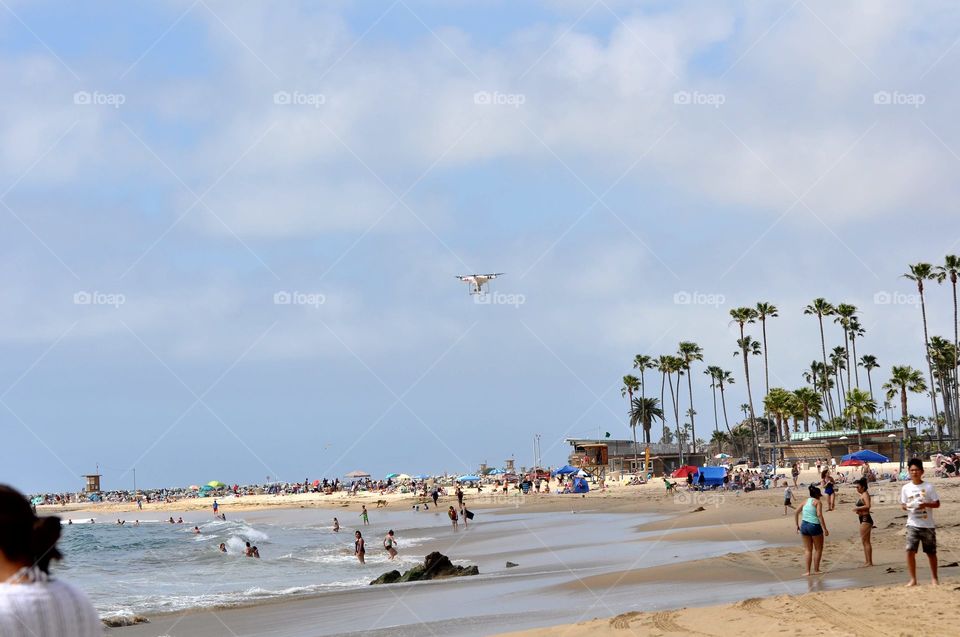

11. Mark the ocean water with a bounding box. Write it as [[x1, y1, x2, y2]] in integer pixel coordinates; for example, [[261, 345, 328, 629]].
[[52, 509, 437, 621]]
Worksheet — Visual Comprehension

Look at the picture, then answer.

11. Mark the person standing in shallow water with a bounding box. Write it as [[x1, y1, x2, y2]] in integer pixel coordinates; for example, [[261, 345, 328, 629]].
[[383, 530, 397, 560], [0, 484, 102, 637], [360, 505, 369, 526], [354, 531, 365, 564], [448, 506, 459, 531]]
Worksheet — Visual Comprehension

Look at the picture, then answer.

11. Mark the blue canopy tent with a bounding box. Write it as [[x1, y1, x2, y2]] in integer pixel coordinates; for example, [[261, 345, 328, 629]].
[[842, 450, 889, 463], [572, 476, 590, 493], [693, 466, 727, 487], [553, 465, 579, 476]]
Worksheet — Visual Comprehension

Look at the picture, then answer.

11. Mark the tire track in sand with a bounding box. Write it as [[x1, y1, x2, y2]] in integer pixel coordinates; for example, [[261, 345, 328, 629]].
[[797, 597, 890, 637]]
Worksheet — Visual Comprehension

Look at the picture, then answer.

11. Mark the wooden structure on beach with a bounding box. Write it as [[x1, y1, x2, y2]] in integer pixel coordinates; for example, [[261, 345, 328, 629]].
[[566, 438, 705, 477], [83, 474, 102, 493], [765, 426, 914, 463]]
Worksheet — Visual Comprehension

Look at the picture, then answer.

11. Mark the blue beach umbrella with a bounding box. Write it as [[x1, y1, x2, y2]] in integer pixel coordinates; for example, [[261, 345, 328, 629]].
[[413, 474, 430, 480], [842, 450, 889, 463], [385, 473, 400, 479], [457, 475, 481, 482]]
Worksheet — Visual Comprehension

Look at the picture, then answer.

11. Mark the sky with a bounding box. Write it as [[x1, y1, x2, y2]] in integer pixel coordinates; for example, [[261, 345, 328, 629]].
[[2, 0, 960, 494]]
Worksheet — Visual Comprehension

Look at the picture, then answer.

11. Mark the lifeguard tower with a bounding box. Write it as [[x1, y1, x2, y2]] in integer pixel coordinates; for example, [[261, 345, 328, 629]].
[[84, 474, 102, 493], [578, 443, 608, 481]]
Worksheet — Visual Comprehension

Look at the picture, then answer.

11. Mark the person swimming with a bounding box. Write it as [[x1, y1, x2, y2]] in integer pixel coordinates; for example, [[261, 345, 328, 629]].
[[193, 526, 200, 534], [219, 543, 227, 553], [244, 542, 253, 557], [333, 517, 340, 532], [252, 546, 260, 558], [169, 517, 175, 524], [177, 517, 183, 524]]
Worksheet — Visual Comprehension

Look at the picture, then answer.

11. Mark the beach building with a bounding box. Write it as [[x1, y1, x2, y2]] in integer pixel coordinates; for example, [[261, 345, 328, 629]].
[[565, 438, 705, 477], [83, 474, 102, 493], [764, 426, 915, 464]]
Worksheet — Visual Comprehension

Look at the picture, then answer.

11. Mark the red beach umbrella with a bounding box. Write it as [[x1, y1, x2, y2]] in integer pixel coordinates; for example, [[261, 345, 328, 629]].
[[840, 459, 864, 466]]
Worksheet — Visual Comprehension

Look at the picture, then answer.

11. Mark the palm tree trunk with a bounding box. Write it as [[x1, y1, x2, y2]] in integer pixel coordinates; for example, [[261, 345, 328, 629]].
[[901, 385, 909, 441], [667, 372, 680, 461], [803, 409, 810, 433], [953, 275, 959, 439], [835, 364, 845, 424], [686, 371, 697, 454], [762, 318, 770, 396], [711, 380, 719, 435], [818, 317, 831, 418], [851, 335, 860, 389], [628, 388, 638, 472], [857, 413, 863, 449], [843, 331, 852, 395], [919, 291, 942, 446], [867, 369, 874, 402], [719, 383, 731, 435]]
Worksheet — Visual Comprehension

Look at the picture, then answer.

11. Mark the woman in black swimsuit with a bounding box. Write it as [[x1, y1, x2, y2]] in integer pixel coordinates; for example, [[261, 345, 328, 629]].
[[821, 469, 836, 511], [853, 478, 873, 567], [354, 530, 365, 564]]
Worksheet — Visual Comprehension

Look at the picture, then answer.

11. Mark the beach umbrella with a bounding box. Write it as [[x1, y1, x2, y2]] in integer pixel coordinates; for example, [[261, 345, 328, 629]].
[[457, 475, 481, 482], [345, 470, 370, 478], [714, 453, 731, 459], [206, 481, 225, 488], [395, 474, 411, 480], [385, 473, 400, 479], [489, 468, 506, 475], [188, 485, 200, 491], [671, 465, 699, 478], [840, 459, 865, 467], [842, 450, 889, 463], [312, 480, 320, 486], [413, 474, 430, 480]]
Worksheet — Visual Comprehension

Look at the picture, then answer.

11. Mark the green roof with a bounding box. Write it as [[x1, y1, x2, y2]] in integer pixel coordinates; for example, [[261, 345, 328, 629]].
[[790, 426, 908, 441]]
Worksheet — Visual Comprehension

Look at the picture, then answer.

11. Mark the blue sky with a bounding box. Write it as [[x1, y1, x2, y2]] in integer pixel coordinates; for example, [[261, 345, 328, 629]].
[[2, 0, 960, 493]]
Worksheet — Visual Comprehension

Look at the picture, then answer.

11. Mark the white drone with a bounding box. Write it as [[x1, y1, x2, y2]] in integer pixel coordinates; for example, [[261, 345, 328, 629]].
[[455, 273, 504, 295]]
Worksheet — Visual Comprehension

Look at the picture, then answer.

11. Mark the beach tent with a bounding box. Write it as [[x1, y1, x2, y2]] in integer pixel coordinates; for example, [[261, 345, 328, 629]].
[[345, 470, 371, 478], [842, 450, 889, 463], [553, 465, 579, 476], [572, 477, 590, 493], [457, 475, 481, 482], [692, 466, 726, 487], [840, 459, 864, 467], [671, 465, 699, 478], [206, 481, 225, 488]]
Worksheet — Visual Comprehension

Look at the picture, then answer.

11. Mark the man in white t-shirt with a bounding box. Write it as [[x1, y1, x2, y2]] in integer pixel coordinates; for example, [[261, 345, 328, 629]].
[[900, 458, 940, 586]]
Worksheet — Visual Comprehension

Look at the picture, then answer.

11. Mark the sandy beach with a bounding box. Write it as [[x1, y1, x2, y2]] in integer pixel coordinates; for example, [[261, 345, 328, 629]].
[[77, 466, 959, 636]]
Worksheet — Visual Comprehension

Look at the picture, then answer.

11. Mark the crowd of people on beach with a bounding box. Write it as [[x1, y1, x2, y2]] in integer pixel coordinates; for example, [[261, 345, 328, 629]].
[[785, 458, 941, 586]]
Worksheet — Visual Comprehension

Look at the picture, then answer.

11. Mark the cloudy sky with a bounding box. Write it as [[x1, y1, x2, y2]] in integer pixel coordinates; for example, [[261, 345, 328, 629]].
[[3, 0, 960, 493]]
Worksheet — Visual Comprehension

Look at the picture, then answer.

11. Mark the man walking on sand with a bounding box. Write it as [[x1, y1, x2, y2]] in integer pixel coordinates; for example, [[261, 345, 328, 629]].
[[900, 458, 940, 586]]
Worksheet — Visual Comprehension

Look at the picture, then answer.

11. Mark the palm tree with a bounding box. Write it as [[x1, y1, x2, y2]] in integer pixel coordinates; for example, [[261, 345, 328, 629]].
[[755, 302, 778, 397], [629, 397, 664, 449], [929, 336, 957, 434], [805, 298, 836, 419], [678, 341, 703, 453], [705, 366, 722, 435], [621, 374, 641, 469], [936, 255, 960, 434], [734, 334, 762, 461], [845, 388, 878, 449], [793, 387, 822, 433], [716, 369, 735, 435], [730, 307, 759, 460], [847, 316, 865, 389], [903, 263, 941, 443], [710, 430, 730, 455], [858, 354, 879, 402], [882, 365, 927, 441], [834, 303, 857, 391], [763, 387, 794, 443], [633, 355, 655, 402], [830, 346, 848, 419]]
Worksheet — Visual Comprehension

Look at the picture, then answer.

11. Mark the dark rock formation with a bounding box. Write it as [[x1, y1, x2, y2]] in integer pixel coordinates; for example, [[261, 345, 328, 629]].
[[370, 551, 479, 585]]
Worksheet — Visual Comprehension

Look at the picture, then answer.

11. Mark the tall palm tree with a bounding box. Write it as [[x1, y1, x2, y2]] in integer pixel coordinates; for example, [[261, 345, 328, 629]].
[[936, 254, 960, 435], [804, 298, 836, 419], [632, 355, 655, 402], [629, 397, 664, 448], [763, 387, 794, 443], [705, 366, 722, 435], [734, 334, 762, 461], [793, 387, 822, 433], [621, 374, 641, 469], [678, 341, 703, 454], [882, 365, 927, 441], [730, 307, 759, 460], [830, 346, 848, 419], [858, 354, 879, 402], [928, 336, 957, 434], [845, 388, 878, 449], [755, 302, 778, 397], [834, 303, 857, 391], [847, 316, 865, 389], [903, 263, 941, 443], [716, 369, 735, 435]]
